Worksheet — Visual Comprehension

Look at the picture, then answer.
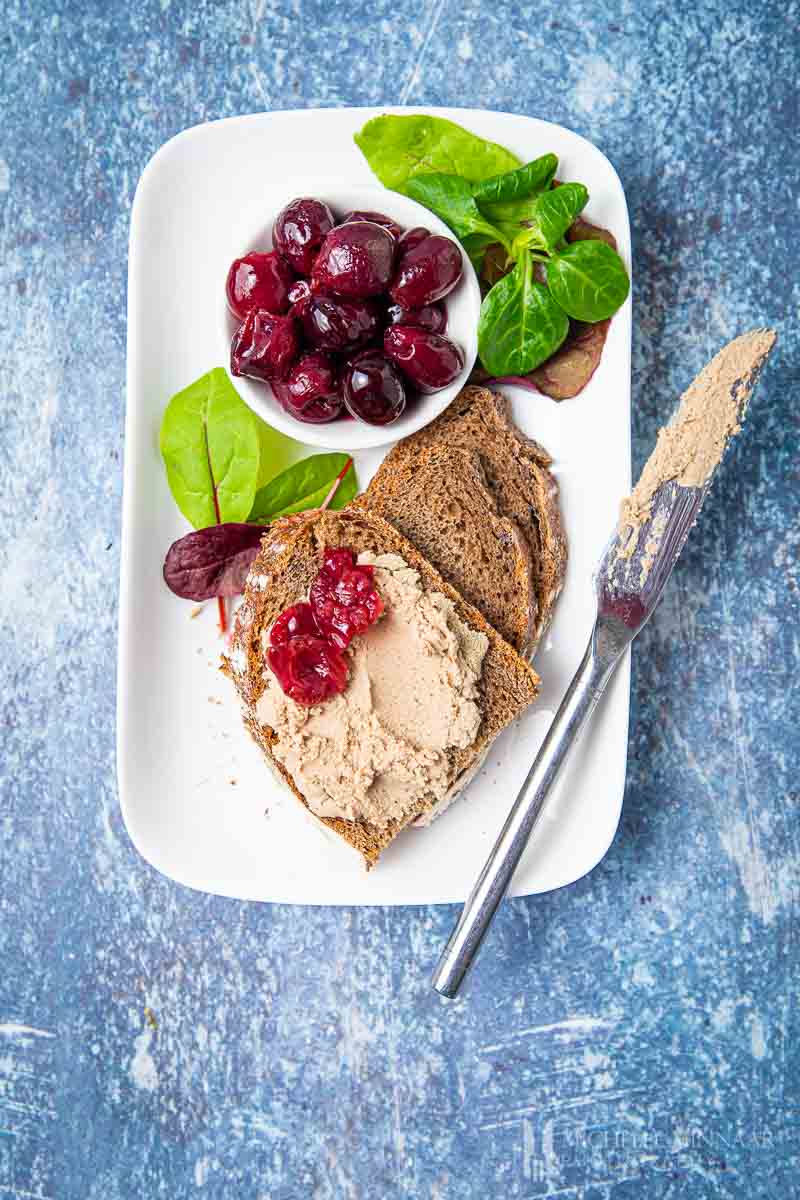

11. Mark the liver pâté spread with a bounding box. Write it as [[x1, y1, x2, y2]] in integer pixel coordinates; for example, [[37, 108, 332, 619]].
[[618, 328, 777, 558], [256, 553, 488, 827]]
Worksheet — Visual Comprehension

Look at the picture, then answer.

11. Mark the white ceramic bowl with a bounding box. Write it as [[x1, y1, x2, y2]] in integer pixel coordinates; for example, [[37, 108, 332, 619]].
[[219, 184, 480, 450]]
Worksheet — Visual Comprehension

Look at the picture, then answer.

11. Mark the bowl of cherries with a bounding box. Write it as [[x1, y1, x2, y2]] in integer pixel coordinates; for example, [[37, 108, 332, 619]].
[[222, 188, 480, 449]]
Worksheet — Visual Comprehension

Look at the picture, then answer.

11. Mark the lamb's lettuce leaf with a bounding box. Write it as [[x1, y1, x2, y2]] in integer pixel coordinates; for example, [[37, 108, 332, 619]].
[[354, 114, 520, 195]]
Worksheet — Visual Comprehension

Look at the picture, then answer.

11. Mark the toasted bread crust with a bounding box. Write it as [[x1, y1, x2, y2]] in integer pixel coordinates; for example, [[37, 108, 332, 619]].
[[222, 509, 540, 868], [353, 442, 535, 651], [364, 386, 567, 653]]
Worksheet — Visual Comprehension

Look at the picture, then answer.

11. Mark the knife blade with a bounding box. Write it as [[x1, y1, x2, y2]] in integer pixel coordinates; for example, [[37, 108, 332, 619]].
[[432, 328, 777, 999]]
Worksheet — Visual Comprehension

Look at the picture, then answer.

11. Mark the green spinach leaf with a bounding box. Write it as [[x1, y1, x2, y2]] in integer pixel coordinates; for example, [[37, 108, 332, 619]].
[[477, 253, 569, 376], [159, 368, 263, 530], [511, 183, 590, 254], [354, 114, 520, 194], [248, 453, 358, 524], [546, 239, 630, 321], [473, 153, 558, 212], [405, 173, 509, 252], [254, 417, 300, 489]]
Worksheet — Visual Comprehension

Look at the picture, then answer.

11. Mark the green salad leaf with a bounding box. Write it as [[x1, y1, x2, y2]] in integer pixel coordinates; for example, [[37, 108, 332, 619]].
[[478, 253, 569, 377], [473, 156, 560, 247], [546, 239, 630, 321], [354, 111, 628, 384], [254, 417, 300, 489], [354, 114, 520, 194], [159, 368, 263, 529], [405, 173, 509, 251], [473, 153, 558, 212], [249, 453, 358, 524], [511, 183, 590, 254]]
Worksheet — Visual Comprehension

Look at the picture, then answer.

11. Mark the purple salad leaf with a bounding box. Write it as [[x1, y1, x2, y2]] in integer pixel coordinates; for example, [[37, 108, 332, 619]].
[[163, 523, 268, 601]]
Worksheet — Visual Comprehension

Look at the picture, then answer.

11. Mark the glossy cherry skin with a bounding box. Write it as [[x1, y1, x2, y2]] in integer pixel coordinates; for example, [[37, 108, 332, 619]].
[[287, 278, 311, 305], [341, 210, 403, 240], [342, 350, 406, 426], [383, 326, 464, 393], [271, 352, 344, 423], [270, 601, 321, 646], [231, 310, 300, 382], [309, 548, 384, 650], [272, 198, 336, 276], [389, 234, 463, 307], [225, 251, 295, 320], [302, 295, 380, 353], [397, 226, 430, 254], [267, 635, 349, 705], [287, 279, 313, 325], [386, 300, 447, 334], [311, 221, 396, 299]]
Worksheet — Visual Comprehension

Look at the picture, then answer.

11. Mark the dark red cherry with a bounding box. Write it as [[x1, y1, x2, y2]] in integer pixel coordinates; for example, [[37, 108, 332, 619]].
[[225, 251, 295, 320], [389, 234, 463, 307], [386, 301, 447, 334], [288, 279, 313, 324], [270, 602, 321, 646], [273, 198, 336, 276], [309, 548, 384, 650], [231, 310, 300, 382], [302, 295, 380, 353], [288, 278, 311, 305], [383, 326, 464, 393], [312, 221, 396, 299], [341, 210, 403, 240], [267, 635, 349, 705], [342, 350, 406, 426], [397, 226, 431, 254], [271, 352, 344, 423]]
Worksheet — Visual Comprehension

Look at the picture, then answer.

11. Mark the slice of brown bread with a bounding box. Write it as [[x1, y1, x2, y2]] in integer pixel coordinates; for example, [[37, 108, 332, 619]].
[[353, 443, 535, 652], [363, 386, 568, 654], [221, 508, 540, 869]]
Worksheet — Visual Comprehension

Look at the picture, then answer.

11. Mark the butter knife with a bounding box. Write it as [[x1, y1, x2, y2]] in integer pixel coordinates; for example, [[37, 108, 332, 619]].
[[433, 328, 777, 999]]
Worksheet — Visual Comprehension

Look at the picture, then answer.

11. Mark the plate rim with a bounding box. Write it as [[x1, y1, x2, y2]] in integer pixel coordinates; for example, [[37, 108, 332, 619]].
[[118, 105, 632, 905]]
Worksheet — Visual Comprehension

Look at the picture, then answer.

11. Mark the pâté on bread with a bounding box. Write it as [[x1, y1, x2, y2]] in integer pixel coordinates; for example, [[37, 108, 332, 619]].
[[222, 390, 566, 869], [223, 508, 540, 868]]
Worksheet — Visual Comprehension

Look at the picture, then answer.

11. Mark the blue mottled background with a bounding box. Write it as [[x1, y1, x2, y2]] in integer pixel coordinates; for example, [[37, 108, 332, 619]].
[[1, 0, 798, 1196]]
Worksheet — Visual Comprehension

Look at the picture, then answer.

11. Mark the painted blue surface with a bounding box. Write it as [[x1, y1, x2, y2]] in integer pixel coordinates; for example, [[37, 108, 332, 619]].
[[1, 0, 798, 1196]]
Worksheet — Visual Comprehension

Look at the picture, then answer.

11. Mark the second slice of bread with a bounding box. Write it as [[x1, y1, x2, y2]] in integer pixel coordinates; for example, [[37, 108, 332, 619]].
[[222, 509, 540, 868], [354, 443, 536, 652], [363, 386, 568, 654]]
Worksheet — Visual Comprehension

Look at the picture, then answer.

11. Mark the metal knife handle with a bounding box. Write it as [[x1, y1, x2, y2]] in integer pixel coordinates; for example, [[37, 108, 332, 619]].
[[432, 616, 629, 999]]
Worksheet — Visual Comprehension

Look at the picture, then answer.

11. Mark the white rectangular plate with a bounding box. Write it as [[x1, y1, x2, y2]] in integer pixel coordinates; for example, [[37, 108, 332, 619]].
[[119, 107, 631, 905]]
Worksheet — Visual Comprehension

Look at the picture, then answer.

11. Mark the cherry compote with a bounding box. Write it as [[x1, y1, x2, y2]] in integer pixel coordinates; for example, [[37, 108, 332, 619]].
[[312, 221, 396, 299], [267, 548, 385, 704], [383, 326, 464, 393], [397, 226, 430, 254], [389, 234, 463, 307], [273, 198, 335, 275], [386, 300, 447, 334], [226, 251, 295, 320], [271, 352, 343, 423], [341, 210, 403, 240], [270, 602, 321, 646], [226, 201, 466, 427], [302, 295, 380, 354], [342, 350, 406, 425], [231, 310, 299, 382], [309, 548, 384, 651], [267, 635, 348, 706]]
